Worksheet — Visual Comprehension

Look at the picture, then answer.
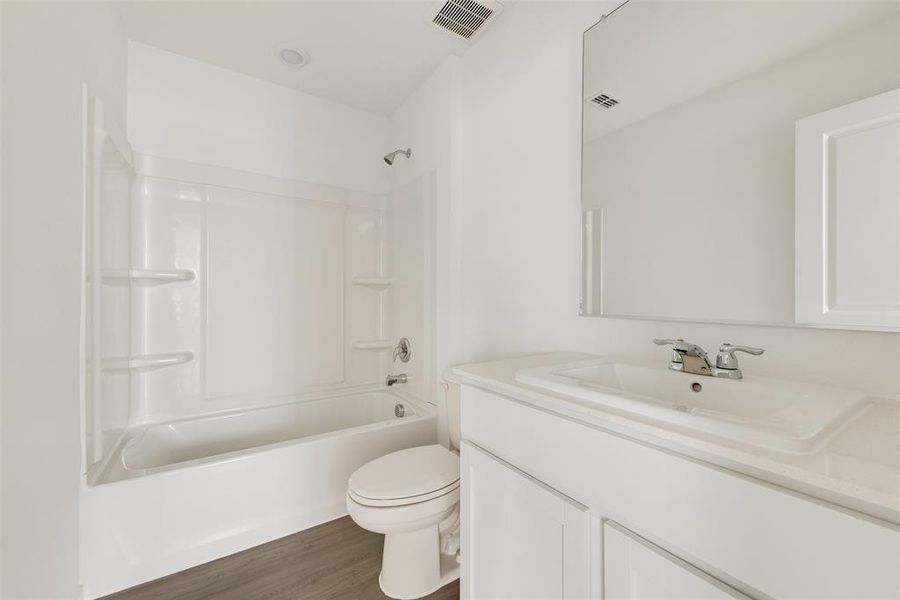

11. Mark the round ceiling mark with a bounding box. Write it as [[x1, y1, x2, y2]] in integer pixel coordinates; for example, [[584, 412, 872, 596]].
[[276, 46, 309, 68]]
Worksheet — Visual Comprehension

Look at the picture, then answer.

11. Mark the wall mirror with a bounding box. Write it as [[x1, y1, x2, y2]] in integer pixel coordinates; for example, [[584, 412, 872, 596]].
[[581, 1, 900, 331]]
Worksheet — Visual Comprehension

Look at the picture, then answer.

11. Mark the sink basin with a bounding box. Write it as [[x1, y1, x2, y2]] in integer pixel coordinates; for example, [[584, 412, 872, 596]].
[[515, 359, 869, 452]]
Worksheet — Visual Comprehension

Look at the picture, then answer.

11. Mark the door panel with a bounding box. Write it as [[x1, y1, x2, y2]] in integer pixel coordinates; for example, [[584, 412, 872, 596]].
[[461, 442, 591, 599]]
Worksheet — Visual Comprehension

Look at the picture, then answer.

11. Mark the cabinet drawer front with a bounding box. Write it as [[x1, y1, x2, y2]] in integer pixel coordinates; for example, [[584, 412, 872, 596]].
[[461, 384, 900, 599]]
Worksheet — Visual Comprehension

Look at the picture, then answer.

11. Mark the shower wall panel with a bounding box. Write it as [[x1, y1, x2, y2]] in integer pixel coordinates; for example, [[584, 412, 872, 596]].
[[205, 186, 345, 398], [131, 156, 389, 424]]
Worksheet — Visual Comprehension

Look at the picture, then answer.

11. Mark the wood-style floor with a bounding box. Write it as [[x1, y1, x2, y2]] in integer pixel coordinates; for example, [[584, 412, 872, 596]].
[[101, 516, 459, 600]]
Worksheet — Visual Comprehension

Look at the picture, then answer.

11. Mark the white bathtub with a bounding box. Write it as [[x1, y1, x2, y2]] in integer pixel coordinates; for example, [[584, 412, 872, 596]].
[[80, 389, 436, 598], [113, 390, 425, 478]]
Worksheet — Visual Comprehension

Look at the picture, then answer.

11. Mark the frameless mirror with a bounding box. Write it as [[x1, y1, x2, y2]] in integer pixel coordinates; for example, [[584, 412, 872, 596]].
[[581, 1, 900, 331]]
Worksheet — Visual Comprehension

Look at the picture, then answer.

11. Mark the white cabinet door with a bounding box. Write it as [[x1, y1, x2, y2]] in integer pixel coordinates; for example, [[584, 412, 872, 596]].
[[604, 522, 748, 600], [795, 88, 900, 331], [461, 442, 593, 600]]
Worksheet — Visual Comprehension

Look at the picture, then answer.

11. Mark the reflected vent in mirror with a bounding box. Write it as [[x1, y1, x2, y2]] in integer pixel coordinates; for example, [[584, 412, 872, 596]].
[[590, 93, 619, 109], [431, 0, 502, 40]]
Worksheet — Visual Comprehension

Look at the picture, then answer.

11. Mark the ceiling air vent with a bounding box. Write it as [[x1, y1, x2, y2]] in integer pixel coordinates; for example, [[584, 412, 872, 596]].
[[431, 0, 503, 40], [590, 93, 619, 109]]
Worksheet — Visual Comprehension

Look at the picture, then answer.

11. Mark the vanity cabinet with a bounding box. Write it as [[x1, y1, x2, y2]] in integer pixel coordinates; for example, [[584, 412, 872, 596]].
[[460, 441, 592, 599], [457, 383, 900, 599]]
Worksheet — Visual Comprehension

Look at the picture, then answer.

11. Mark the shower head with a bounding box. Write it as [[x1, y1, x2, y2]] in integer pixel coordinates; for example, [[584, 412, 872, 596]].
[[383, 148, 411, 166]]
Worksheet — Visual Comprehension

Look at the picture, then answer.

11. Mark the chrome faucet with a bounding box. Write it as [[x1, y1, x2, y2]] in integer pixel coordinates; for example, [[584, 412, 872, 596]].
[[654, 338, 714, 376], [653, 339, 764, 380], [386, 373, 408, 386]]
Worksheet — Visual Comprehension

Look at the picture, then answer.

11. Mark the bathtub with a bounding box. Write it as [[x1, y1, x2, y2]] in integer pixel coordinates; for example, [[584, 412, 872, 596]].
[[80, 388, 437, 598]]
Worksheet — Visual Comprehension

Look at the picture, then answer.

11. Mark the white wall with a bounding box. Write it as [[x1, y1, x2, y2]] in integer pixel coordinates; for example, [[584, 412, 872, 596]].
[[583, 16, 900, 324], [1, 3, 128, 597], [388, 57, 461, 440], [455, 1, 900, 400], [128, 41, 390, 194]]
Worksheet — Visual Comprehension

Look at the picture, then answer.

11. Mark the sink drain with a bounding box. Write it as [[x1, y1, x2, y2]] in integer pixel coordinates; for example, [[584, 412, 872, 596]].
[[394, 403, 406, 418], [691, 382, 703, 393]]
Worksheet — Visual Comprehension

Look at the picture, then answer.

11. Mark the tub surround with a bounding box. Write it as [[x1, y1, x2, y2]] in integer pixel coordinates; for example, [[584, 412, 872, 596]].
[[123, 154, 392, 426], [447, 352, 900, 525]]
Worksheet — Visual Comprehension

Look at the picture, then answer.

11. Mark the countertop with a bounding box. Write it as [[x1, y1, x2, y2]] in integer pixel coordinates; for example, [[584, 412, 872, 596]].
[[447, 352, 900, 526]]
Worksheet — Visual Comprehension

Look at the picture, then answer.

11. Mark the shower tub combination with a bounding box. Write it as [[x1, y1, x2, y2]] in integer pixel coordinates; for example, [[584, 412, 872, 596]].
[[80, 389, 436, 598], [79, 99, 439, 597]]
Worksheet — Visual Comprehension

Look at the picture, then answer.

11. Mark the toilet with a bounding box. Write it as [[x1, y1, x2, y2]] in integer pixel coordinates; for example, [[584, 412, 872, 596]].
[[347, 386, 461, 599]]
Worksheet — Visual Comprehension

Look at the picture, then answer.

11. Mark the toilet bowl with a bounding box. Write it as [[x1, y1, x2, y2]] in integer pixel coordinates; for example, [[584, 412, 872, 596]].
[[347, 444, 460, 599]]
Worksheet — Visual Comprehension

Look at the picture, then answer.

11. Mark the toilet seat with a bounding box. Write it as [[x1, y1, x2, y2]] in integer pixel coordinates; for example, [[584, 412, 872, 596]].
[[348, 445, 459, 507], [349, 480, 460, 507]]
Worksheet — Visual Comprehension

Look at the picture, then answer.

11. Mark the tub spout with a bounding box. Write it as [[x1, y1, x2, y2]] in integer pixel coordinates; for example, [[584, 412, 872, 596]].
[[386, 373, 407, 386]]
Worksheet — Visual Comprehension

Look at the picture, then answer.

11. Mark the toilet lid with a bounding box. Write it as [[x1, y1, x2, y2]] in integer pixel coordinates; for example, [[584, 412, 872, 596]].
[[349, 445, 459, 502]]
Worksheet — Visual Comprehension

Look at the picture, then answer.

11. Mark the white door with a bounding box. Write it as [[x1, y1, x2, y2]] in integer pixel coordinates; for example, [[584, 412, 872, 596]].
[[795, 88, 900, 331], [461, 442, 592, 600], [603, 522, 748, 600]]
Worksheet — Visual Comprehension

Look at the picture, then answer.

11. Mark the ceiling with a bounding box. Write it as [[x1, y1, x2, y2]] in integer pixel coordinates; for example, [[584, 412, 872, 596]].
[[118, 1, 475, 116], [584, 0, 900, 141]]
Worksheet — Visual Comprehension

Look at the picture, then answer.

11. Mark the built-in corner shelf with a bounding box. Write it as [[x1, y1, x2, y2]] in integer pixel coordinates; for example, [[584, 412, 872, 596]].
[[351, 340, 394, 352], [352, 276, 392, 290], [102, 269, 196, 286], [102, 351, 194, 373]]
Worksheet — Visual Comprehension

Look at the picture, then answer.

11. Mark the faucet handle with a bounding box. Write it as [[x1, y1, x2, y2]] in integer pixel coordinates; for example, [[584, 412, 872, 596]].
[[392, 337, 411, 363], [653, 338, 686, 364], [716, 342, 764, 370], [654, 338, 708, 357], [653, 338, 685, 347]]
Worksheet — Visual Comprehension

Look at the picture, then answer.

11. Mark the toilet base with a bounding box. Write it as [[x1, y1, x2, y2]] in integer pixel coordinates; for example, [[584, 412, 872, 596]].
[[378, 554, 459, 600], [378, 524, 459, 600]]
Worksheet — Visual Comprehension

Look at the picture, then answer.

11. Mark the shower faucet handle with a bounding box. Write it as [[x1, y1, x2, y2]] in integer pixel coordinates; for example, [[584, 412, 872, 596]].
[[392, 337, 411, 363]]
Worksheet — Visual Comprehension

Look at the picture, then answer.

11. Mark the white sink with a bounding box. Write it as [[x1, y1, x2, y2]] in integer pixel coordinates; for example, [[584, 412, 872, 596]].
[[515, 359, 869, 452]]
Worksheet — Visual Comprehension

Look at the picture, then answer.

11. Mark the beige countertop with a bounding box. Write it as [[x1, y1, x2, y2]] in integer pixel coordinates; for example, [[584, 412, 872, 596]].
[[447, 352, 900, 526]]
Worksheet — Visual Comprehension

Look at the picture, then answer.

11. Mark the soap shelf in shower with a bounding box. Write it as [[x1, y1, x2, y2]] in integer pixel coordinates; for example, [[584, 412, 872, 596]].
[[351, 340, 394, 351], [102, 351, 194, 373], [102, 269, 196, 286], [351, 276, 392, 290]]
